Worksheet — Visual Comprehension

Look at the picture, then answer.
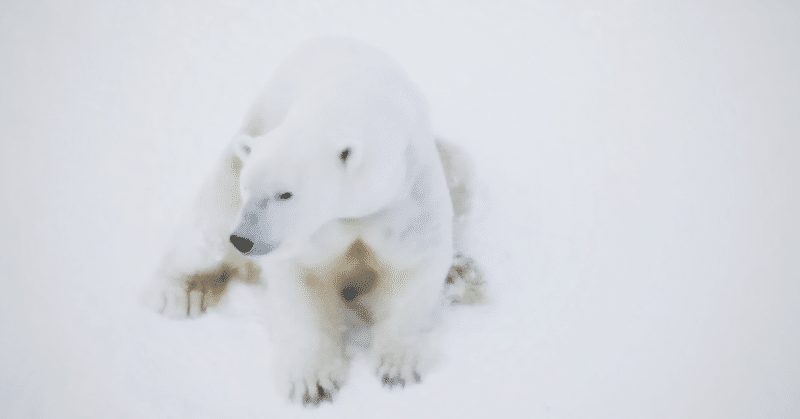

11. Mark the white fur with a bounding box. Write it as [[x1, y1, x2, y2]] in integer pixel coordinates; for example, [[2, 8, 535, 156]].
[[145, 37, 457, 404]]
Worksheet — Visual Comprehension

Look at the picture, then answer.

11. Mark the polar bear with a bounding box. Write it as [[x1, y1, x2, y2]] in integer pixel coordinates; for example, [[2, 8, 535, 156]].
[[145, 37, 478, 405]]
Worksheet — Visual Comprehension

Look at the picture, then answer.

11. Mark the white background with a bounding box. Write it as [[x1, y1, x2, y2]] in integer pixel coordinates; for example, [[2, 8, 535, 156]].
[[1, 1, 798, 418]]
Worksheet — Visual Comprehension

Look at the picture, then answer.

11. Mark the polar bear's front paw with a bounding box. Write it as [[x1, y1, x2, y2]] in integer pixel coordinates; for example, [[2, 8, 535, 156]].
[[287, 360, 348, 406], [143, 264, 238, 319], [376, 349, 423, 388], [142, 279, 194, 318], [289, 376, 339, 406], [444, 253, 485, 305]]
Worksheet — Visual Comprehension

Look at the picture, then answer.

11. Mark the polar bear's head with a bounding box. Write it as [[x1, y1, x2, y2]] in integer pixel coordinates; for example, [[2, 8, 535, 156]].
[[228, 87, 424, 256]]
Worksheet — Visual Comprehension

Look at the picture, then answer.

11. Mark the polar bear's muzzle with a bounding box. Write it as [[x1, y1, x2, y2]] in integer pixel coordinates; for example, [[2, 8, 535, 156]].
[[230, 232, 277, 256], [230, 200, 279, 256]]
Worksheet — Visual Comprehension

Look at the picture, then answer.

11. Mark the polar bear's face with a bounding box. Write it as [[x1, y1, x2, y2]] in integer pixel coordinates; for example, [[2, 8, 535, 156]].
[[228, 88, 418, 257], [229, 132, 354, 256]]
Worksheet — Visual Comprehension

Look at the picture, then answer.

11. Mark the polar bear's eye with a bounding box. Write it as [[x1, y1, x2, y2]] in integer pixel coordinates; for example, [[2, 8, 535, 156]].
[[277, 191, 293, 200]]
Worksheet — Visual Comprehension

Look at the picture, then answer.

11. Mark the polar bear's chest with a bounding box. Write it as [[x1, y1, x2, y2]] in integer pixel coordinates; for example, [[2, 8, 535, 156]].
[[297, 239, 408, 328]]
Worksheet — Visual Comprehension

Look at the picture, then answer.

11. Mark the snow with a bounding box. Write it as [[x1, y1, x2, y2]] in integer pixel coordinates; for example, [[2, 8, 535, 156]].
[[1, 1, 799, 418]]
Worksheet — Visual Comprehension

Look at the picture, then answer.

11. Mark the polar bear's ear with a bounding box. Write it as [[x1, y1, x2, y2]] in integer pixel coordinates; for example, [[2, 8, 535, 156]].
[[339, 146, 361, 170], [232, 134, 253, 161]]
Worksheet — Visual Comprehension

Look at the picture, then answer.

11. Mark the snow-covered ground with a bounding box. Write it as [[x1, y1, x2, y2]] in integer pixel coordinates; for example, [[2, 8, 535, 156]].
[[1, 1, 798, 418]]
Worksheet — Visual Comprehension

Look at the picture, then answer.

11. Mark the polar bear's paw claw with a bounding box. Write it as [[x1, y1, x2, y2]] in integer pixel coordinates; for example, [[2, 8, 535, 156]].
[[376, 353, 422, 389], [286, 353, 348, 406], [381, 371, 421, 388], [290, 378, 340, 406]]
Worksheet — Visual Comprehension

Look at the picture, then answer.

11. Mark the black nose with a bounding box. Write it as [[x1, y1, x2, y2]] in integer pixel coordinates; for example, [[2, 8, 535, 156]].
[[230, 235, 254, 253]]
